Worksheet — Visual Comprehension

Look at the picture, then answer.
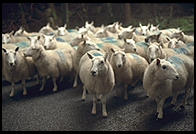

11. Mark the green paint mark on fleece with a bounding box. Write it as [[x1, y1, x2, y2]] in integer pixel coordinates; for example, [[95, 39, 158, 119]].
[[55, 50, 66, 63], [67, 29, 77, 33], [92, 52, 103, 57], [168, 56, 184, 69], [15, 42, 29, 48]]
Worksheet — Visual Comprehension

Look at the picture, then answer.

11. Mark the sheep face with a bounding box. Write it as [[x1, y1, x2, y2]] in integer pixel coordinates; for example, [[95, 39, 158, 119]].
[[85, 21, 95, 32], [149, 24, 159, 32], [82, 41, 100, 52], [2, 47, 19, 68], [145, 33, 161, 43], [87, 53, 108, 77], [57, 24, 67, 36], [42, 35, 55, 49], [106, 23, 116, 33], [111, 49, 126, 68], [2, 33, 11, 44], [139, 23, 150, 36], [171, 32, 184, 39], [118, 28, 135, 39], [124, 39, 137, 52], [153, 58, 179, 80], [147, 44, 162, 63], [27, 36, 42, 47], [168, 38, 178, 48], [96, 28, 107, 38]]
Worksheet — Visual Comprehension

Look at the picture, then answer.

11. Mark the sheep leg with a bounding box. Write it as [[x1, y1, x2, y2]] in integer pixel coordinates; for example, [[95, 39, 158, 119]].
[[22, 80, 27, 96], [171, 94, 178, 106], [35, 74, 40, 84], [73, 73, 78, 88], [124, 84, 128, 100], [91, 94, 97, 115], [101, 95, 108, 117], [81, 86, 86, 101], [40, 77, 46, 91], [60, 76, 64, 83], [156, 98, 165, 119], [10, 82, 15, 97], [52, 77, 58, 92]]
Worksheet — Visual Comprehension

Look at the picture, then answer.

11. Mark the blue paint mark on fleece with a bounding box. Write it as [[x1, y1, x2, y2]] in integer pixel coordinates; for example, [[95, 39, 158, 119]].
[[168, 56, 184, 69], [96, 43, 104, 48], [136, 42, 148, 49], [186, 42, 194, 48], [55, 50, 66, 63], [173, 47, 189, 55], [67, 29, 77, 33], [130, 53, 142, 63], [101, 37, 118, 44], [92, 52, 103, 57], [56, 37, 66, 42], [15, 42, 29, 48]]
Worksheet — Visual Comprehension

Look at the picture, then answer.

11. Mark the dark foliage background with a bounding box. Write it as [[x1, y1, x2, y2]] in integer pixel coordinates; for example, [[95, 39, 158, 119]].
[[2, 3, 194, 33]]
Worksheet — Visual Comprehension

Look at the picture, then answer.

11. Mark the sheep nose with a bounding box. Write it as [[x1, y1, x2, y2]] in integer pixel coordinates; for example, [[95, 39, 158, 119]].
[[44, 46, 47, 49], [145, 38, 148, 43], [10, 63, 14, 66], [133, 48, 136, 52], [118, 35, 121, 39], [151, 58, 154, 62], [117, 64, 122, 68], [91, 71, 96, 76], [175, 75, 179, 80]]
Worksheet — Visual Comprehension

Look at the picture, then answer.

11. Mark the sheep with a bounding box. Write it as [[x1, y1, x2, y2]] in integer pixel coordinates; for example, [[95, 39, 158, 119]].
[[39, 23, 56, 35], [146, 42, 194, 63], [149, 24, 159, 33], [167, 38, 186, 48], [122, 39, 149, 62], [2, 46, 38, 97], [2, 31, 30, 44], [56, 24, 69, 36], [135, 23, 151, 36], [14, 27, 42, 37], [143, 55, 194, 119], [72, 40, 102, 88], [171, 31, 194, 43], [159, 28, 181, 38], [79, 49, 115, 117], [23, 36, 74, 92], [145, 32, 171, 45], [110, 48, 149, 100], [118, 28, 146, 42]]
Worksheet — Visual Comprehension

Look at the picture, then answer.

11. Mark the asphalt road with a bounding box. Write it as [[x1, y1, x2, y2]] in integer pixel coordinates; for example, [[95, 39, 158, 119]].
[[2, 78, 194, 131]]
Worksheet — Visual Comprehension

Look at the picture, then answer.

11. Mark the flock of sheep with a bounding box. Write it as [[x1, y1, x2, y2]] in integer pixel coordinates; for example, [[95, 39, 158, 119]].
[[2, 21, 194, 120]]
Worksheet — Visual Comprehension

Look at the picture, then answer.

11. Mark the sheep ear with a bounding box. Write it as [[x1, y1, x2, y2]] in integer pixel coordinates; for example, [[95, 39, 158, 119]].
[[104, 53, 108, 62], [131, 28, 136, 32], [157, 32, 162, 39], [64, 24, 67, 28], [15, 47, 19, 52], [27, 36, 31, 41], [147, 23, 150, 28], [156, 58, 161, 66], [110, 48, 115, 53], [37, 35, 41, 40], [156, 24, 160, 28], [166, 37, 170, 41], [82, 40, 86, 45], [139, 23, 142, 27], [9, 31, 14, 35], [124, 38, 127, 43], [91, 21, 94, 25], [46, 23, 50, 27], [87, 53, 94, 59], [81, 34, 84, 39], [75, 26, 79, 31], [2, 48, 7, 53]]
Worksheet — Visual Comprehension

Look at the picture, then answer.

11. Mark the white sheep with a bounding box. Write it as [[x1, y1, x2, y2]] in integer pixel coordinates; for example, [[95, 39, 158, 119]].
[[39, 23, 56, 35], [143, 55, 194, 119], [72, 40, 102, 88], [79, 49, 115, 117], [2, 46, 38, 97], [171, 31, 194, 43], [24, 36, 74, 92], [2, 31, 29, 44], [110, 48, 149, 100]]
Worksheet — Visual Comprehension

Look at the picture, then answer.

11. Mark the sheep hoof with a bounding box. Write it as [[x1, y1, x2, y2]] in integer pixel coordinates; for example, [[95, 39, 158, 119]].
[[91, 111, 96, 115], [23, 91, 27, 96], [102, 112, 108, 118], [9, 93, 14, 97], [53, 88, 58, 92]]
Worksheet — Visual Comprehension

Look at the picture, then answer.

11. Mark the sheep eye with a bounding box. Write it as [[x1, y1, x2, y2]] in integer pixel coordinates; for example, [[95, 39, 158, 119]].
[[162, 65, 167, 70], [122, 54, 125, 57]]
